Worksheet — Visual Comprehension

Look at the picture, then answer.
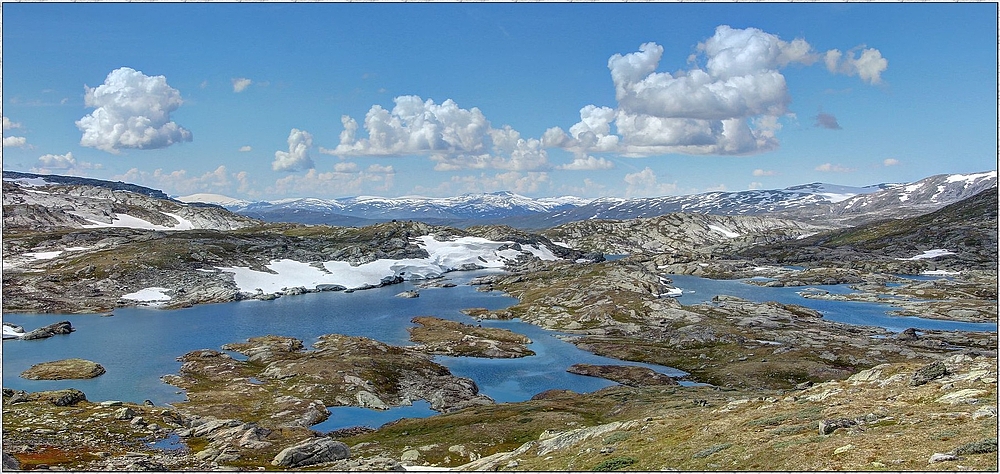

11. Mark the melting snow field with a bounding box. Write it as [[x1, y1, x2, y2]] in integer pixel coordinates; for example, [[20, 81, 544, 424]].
[[898, 249, 956, 261], [122, 287, 173, 302], [80, 212, 195, 231], [220, 235, 561, 293], [708, 224, 740, 238]]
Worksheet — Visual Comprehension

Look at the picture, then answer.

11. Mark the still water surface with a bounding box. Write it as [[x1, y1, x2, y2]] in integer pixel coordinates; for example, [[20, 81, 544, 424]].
[[3, 269, 995, 430]]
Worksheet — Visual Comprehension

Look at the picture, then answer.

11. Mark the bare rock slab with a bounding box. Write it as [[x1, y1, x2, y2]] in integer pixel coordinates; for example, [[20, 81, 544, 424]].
[[272, 437, 349, 468], [20, 358, 106, 380]]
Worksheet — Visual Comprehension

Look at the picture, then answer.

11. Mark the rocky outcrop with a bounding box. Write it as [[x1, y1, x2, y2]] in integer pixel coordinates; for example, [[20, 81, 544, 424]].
[[408, 316, 534, 358], [566, 364, 678, 387], [271, 437, 350, 468], [163, 334, 493, 430], [20, 321, 75, 340], [20, 358, 106, 380], [543, 213, 826, 257]]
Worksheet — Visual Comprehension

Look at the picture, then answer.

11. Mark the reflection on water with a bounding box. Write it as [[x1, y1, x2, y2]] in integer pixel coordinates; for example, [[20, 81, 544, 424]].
[[315, 400, 436, 432], [667, 274, 997, 333], [1, 269, 681, 406]]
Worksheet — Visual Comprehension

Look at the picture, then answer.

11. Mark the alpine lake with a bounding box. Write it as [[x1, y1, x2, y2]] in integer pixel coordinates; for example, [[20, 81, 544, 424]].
[[3, 268, 995, 432]]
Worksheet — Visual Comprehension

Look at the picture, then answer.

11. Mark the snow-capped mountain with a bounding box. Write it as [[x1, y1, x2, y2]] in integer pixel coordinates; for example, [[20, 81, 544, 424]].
[[3, 171, 258, 231], [203, 191, 593, 226]]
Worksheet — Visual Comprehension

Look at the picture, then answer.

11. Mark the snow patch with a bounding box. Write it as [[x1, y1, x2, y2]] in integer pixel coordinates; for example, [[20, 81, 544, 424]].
[[945, 170, 997, 185], [81, 212, 193, 231], [221, 235, 562, 294], [24, 250, 64, 260], [122, 287, 172, 302], [708, 224, 740, 238], [3, 324, 26, 340], [922, 269, 960, 276], [897, 249, 956, 261], [3, 177, 52, 187]]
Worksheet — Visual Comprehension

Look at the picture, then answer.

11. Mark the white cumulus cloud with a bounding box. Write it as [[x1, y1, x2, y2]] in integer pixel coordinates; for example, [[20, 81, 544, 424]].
[[552, 25, 887, 157], [3, 136, 28, 148], [238, 145, 252, 152], [115, 165, 250, 197], [752, 169, 777, 176], [883, 158, 900, 167], [325, 95, 550, 172], [815, 163, 855, 173], [3, 116, 28, 148], [30, 152, 102, 174], [825, 47, 888, 85], [557, 153, 615, 171], [76, 67, 192, 153], [232, 78, 253, 93], [272, 128, 315, 172], [623, 167, 678, 198]]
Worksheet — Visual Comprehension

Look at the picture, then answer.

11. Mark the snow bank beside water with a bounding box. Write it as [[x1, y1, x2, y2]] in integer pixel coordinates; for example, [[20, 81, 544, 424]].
[[122, 287, 172, 302], [220, 235, 561, 294]]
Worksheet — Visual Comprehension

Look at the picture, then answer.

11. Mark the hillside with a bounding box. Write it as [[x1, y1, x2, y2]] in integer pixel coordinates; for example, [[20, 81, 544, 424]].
[[741, 187, 998, 271]]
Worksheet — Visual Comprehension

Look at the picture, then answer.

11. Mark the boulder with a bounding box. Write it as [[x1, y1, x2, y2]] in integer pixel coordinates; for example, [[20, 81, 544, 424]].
[[819, 418, 857, 435], [20, 358, 106, 380], [910, 361, 948, 386], [28, 388, 87, 406], [395, 290, 420, 298], [21, 321, 75, 340], [566, 364, 678, 387], [272, 437, 350, 468]]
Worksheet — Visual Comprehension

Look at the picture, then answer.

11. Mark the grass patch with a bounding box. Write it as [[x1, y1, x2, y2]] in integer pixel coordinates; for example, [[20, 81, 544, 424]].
[[593, 456, 637, 471], [955, 438, 998, 455], [691, 443, 732, 459]]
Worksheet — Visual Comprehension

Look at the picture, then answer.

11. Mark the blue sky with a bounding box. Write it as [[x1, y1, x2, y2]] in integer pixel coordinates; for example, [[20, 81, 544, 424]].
[[2, 2, 996, 200]]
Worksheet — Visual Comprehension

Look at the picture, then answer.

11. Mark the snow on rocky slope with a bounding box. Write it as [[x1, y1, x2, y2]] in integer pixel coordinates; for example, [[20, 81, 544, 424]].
[[3, 171, 258, 231], [189, 171, 996, 228]]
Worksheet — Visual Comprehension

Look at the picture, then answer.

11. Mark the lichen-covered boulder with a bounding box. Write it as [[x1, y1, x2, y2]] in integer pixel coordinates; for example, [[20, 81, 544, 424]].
[[272, 437, 349, 468]]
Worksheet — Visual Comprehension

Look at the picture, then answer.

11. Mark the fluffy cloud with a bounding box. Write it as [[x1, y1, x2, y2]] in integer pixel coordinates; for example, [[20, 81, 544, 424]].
[[326, 95, 550, 172], [269, 166, 395, 197], [824, 48, 888, 85], [451, 171, 551, 195], [3, 117, 22, 131], [272, 128, 315, 172], [551, 25, 886, 157], [232, 78, 252, 93], [557, 153, 615, 171], [814, 112, 842, 130], [76, 67, 192, 153], [752, 169, 777, 177], [3, 136, 28, 148], [238, 145, 252, 152], [30, 152, 102, 174], [883, 158, 900, 167], [815, 163, 855, 173], [623, 167, 678, 198], [114, 165, 248, 196], [3, 116, 28, 148]]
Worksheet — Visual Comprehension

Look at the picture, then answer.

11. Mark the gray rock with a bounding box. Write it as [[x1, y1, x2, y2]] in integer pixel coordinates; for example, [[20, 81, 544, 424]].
[[819, 418, 857, 435], [114, 407, 139, 420], [395, 290, 420, 298], [910, 361, 948, 386], [21, 321, 75, 340], [3, 452, 20, 470], [272, 437, 350, 468]]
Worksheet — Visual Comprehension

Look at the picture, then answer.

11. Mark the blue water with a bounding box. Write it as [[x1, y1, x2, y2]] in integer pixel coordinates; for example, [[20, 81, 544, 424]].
[[1, 269, 680, 407], [4, 269, 994, 430], [666, 274, 997, 333], [316, 400, 436, 432]]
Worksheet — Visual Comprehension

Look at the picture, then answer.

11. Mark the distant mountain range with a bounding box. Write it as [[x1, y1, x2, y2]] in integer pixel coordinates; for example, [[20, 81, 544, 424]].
[[178, 170, 997, 229]]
